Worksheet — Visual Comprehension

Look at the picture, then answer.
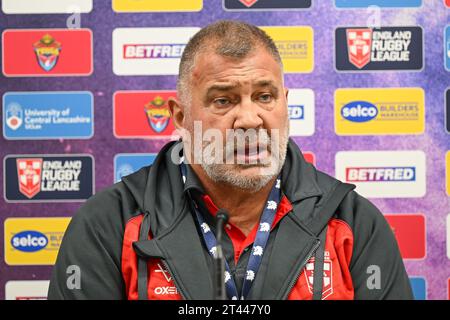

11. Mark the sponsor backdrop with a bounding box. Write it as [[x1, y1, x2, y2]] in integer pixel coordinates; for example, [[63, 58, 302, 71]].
[[0, 0, 449, 300]]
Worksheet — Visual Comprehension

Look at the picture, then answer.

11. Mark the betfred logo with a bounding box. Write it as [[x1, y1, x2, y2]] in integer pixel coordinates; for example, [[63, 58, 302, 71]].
[[2, 0, 92, 14], [260, 26, 314, 73], [385, 214, 426, 260], [224, 0, 312, 10], [335, 27, 423, 71], [5, 281, 50, 300], [4, 155, 94, 202], [288, 89, 315, 136], [335, 151, 426, 198], [123, 44, 185, 59], [4, 218, 71, 265], [112, 0, 202, 12], [335, 88, 425, 135], [114, 91, 177, 139], [2, 29, 93, 77], [346, 167, 416, 182], [113, 28, 199, 76]]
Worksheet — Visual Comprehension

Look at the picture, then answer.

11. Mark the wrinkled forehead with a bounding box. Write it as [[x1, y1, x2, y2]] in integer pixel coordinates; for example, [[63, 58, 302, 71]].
[[204, 80, 281, 100], [190, 48, 284, 90]]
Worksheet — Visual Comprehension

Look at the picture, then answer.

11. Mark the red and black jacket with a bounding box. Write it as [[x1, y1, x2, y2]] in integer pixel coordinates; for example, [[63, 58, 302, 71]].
[[48, 140, 414, 300]]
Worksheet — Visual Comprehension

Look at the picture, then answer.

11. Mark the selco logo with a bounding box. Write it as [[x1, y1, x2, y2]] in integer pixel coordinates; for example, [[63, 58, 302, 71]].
[[288, 105, 304, 120], [11, 231, 48, 252], [341, 101, 378, 123]]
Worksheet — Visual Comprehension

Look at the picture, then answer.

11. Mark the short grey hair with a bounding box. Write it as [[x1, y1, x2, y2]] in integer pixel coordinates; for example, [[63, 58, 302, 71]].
[[177, 20, 283, 104]]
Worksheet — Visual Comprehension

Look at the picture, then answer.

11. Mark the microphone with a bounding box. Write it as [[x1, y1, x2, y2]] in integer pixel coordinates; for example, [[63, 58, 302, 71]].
[[214, 209, 229, 300]]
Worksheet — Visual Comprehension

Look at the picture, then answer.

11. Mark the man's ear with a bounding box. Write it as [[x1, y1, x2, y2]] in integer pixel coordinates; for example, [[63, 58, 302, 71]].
[[168, 97, 185, 130], [284, 87, 289, 101]]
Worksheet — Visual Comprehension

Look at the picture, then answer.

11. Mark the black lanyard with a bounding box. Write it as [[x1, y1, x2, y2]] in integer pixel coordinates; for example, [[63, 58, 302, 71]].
[[179, 161, 281, 300]]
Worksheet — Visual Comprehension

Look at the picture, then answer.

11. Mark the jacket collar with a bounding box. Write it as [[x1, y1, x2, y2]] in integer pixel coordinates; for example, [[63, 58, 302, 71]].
[[281, 139, 323, 204], [182, 161, 206, 195]]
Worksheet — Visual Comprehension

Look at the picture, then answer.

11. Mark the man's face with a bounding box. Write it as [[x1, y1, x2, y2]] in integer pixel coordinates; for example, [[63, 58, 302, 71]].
[[177, 46, 289, 191]]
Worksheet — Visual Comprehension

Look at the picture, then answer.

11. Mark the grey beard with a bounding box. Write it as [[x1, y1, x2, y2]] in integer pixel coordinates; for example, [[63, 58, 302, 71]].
[[200, 131, 289, 193], [200, 163, 282, 192]]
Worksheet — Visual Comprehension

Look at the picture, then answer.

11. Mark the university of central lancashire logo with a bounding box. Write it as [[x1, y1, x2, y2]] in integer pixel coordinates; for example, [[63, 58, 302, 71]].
[[6, 103, 23, 130], [239, 0, 259, 6], [16, 158, 43, 199], [144, 96, 171, 133], [346, 29, 373, 69], [33, 34, 62, 72]]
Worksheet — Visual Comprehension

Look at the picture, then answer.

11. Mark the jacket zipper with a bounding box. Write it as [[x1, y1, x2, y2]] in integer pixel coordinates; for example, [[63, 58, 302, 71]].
[[280, 240, 320, 300], [160, 260, 189, 300]]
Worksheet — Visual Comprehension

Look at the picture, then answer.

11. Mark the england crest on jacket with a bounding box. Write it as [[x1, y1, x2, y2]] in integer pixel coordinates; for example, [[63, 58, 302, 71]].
[[304, 251, 333, 299]]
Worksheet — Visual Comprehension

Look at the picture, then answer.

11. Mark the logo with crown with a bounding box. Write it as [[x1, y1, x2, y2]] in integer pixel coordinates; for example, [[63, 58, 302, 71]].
[[33, 34, 62, 72], [144, 95, 171, 133]]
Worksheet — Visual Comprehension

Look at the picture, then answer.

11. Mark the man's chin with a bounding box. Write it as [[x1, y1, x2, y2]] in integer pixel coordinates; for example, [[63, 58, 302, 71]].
[[200, 162, 273, 190], [223, 172, 274, 192], [233, 164, 273, 176], [218, 162, 272, 174]]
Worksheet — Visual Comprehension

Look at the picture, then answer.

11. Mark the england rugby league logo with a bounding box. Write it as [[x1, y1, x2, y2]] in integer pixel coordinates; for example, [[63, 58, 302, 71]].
[[346, 28, 373, 69], [336, 26, 423, 71], [16, 158, 43, 199], [239, 0, 259, 7]]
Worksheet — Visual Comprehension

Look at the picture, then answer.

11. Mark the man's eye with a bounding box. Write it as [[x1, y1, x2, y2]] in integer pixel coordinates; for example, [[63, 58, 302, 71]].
[[214, 98, 231, 106], [258, 94, 273, 103]]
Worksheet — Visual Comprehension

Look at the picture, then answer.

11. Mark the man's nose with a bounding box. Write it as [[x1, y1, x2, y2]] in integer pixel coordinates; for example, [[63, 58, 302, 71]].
[[233, 97, 264, 130]]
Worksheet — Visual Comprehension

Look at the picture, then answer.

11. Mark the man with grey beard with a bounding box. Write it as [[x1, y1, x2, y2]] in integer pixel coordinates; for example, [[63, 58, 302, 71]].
[[49, 20, 413, 300]]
